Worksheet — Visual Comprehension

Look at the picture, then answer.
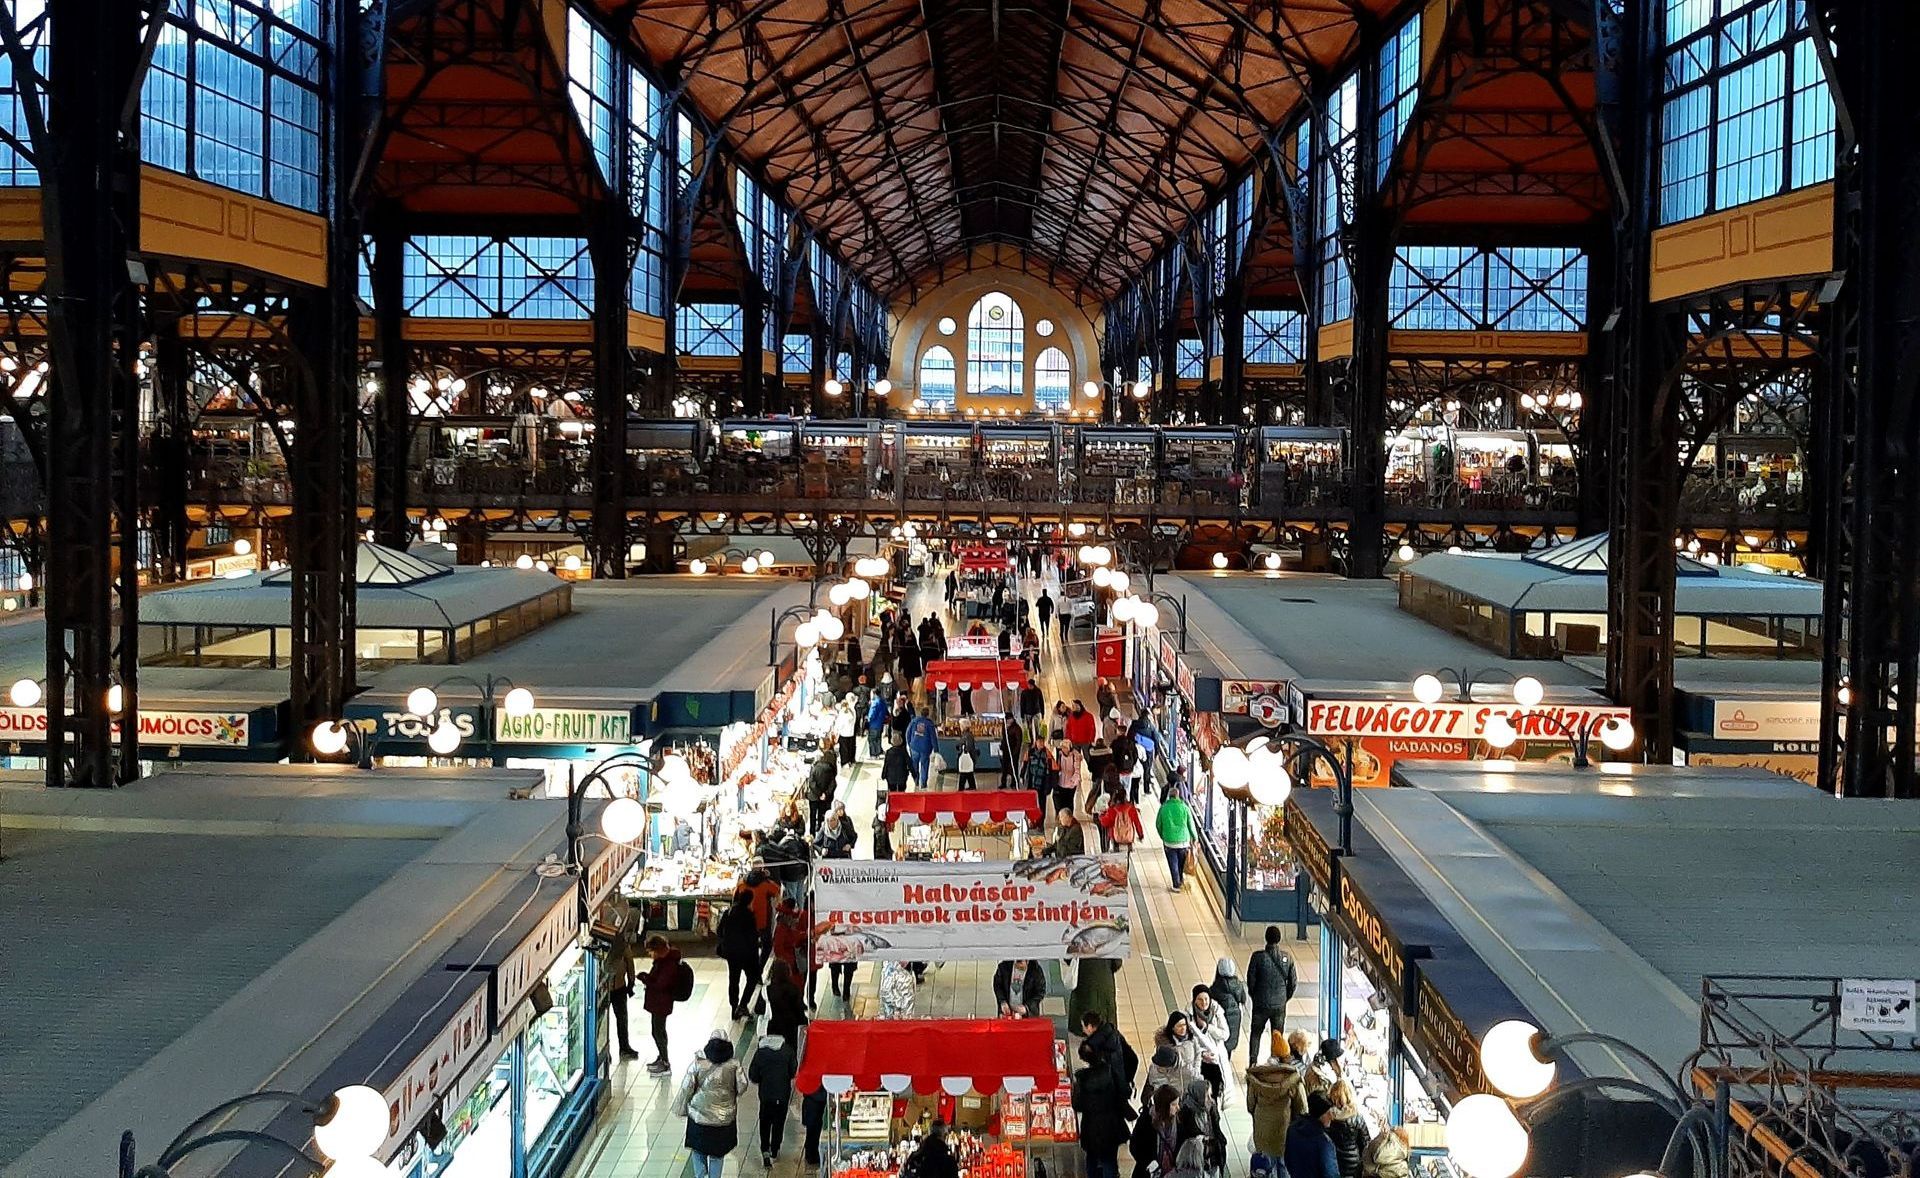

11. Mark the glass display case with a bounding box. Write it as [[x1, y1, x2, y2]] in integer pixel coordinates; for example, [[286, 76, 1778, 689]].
[[523, 948, 589, 1155]]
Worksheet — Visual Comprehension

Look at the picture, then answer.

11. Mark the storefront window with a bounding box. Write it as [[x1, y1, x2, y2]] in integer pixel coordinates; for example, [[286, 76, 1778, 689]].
[[1243, 804, 1297, 892], [523, 948, 590, 1154], [394, 1049, 514, 1178]]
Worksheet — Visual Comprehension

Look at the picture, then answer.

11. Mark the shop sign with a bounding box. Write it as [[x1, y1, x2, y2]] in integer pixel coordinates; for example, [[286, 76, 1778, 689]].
[[1416, 973, 1486, 1097], [587, 836, 642, 911], [494, 707, 631, 745], [1335, 868, 1410, 1000], [1710, 700, 1820, 741], [0, 706, 252, 748], [810, 855, 1134, 963], [1223, 680, 1288, 716], [1305, 736, 1471, 789], [1303, 698, 1629, 742], [1683, 748, 1818, 786], [753, 670, 777, 717], [1283, 798, 1334, 893], [1249, 694, 1285, 729], [379, 983, 489, 1161], [492, 890, 581, 1027], [1193, 711, 1229, 759], [345, 703, 482, 743]]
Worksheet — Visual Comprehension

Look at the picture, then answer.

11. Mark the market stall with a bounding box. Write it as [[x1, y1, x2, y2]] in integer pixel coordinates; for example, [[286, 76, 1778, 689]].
[[1449, 429, 1533, 508], [803, 421, 886, 499], [1160, 427, 1241, 507], [1073, 427, 1158, 505], [796, 1019, 1073, 1178], [976, 425, 1059, 502], [925, 657, 1029, 766], [901, 423, 977, 498], [1257, 426, 1346, 510], [884, 789, 1043, 858]]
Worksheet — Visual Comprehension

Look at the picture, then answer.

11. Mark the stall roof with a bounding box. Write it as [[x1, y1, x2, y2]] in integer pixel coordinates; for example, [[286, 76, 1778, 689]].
[[0, 616, 289, 707], [794, 1018, 1057, 1095], [357, 579, 801, 705], [1405, 534, 1823, 617], [0, 763, 561, 1176], [1172, 574, 1601, 686], [143, 542, 568, 631], [1336, 764, 1919, 1089]]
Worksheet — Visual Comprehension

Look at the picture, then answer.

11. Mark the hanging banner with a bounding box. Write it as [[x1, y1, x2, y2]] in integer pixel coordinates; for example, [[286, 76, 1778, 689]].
[[810, 855, 1132, 963]]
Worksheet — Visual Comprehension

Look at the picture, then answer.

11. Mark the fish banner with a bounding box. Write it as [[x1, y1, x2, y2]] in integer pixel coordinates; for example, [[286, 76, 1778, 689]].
[[810, 855, 1133, 963]]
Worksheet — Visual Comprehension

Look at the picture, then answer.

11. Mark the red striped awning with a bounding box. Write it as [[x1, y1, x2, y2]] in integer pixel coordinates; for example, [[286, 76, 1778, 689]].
[[887, 789, 1043, 827], [925, 658, 1028, 692], [794, 1018, 1058, 1095]]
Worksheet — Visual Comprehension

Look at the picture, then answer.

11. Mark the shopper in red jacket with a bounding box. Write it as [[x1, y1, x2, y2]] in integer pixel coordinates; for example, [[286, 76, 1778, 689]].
[[1066, 700, 1098, 753], [639, 935, 694, 1073]]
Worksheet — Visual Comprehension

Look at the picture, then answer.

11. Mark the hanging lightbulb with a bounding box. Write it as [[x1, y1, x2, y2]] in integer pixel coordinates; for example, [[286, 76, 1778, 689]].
[[1598, 716, 1636, 751], [1512, 676, 1544, 708], [9, 677, 39, 707], [1483, 714, 1518, 751], [1413, 674, 1445, 705], [427, 721, 463, 755], [406, 687, 439, 718], [502, 687, 535, 717], [310, 720, 350, 757], [602, 796, 649, 844]]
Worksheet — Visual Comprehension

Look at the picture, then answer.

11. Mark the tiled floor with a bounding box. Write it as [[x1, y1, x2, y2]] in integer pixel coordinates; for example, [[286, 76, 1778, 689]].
[[566, 565, 1320, 1178]]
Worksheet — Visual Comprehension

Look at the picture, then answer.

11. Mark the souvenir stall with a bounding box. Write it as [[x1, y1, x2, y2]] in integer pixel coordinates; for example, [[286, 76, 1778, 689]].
[[1257, 427, 1346, 509], [626, 419, 709, 496], [1383, 427, 1447, 505], [951, 545, 1016, 621], [1449, 430, 1533, 507], [976, 425, 1059, 501], [901, 423, 977, 498], [717, 418, 801, 495], [1160, 427, 1241, 507], [884, 789, 1043, 859], [1073, 427, 1158, 505], [802, 420, 884, 499], [924, 656, 1029, 771], [795, 1019, 1072, 1178]]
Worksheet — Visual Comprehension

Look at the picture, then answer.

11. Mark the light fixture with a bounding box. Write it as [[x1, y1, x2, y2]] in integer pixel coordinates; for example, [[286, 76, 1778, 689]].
[[1264, 552, 1282, 570], [794, 621, 820, 648], [1447, 545, 1464, 555], [2, 675, 38, 708], [1082, 381, 1099, 399], [515, 554, 535, 570], [1512, 676, 1544, 708], [602, 796, 648, 844], [1598, 716, 1636, 751], [1247, 760, 1292, 808], [1068, 522, 1086, 537], [1092, 567, 1112, 588], [1413, 673, 1444, 705], [502, 687, 535, 717], [1109, 570, 1130, 593], [106, 684, 124, 714], [1483, 714, 1518, 751], [233, 538, 253, 556], [536, 560, 551, 573], [16, 572, 31, 592], [563, 554, 582, 572], [1397, 542, 1417, 562], [688, 559, 708, 576], [1111, 596, 1136, 624], [314, 1084, 388, 1162], [1212, 746, 1250, 791], [427, 721, 463, 755], [824, 378, 845, 398], [1211, 552, 1228, 570], [828, 583, 851, 607], [1445, 1094, 1529, 1178], [874, 379, 892, 397], [1131, 380, 1151, 399], [1479, 1020, 1556, 1099], [1133, 601, 1160, 629], [741, 557, 760, 574], [815, 612, 846, 643], [760, 550, 777, 567], [406, 687, 438, 717], [846, 578, 871, 601], [311, 721, 350, 757]]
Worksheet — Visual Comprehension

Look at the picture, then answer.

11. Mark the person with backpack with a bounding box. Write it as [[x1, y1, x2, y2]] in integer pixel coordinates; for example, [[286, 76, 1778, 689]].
[[638, 934, 695, 1074], [1246, 925, 1299, 1064], [905, 707, 938, 787], [749, 1030, 798, 1167], [955, 727, 979, 790], [1099, 781, 1144, 856], [673, 1031, 750, 1178]]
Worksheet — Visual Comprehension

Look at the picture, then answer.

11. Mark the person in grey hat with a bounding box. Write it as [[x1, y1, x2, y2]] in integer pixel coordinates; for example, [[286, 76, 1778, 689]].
[[1209, 955, 1249, 1059]]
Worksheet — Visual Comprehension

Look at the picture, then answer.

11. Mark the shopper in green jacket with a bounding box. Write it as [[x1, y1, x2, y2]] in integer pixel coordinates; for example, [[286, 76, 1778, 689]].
[[1156, 785, 1194, 892]]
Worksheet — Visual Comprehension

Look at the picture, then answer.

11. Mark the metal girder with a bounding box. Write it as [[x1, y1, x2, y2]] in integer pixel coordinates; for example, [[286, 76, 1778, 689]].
[[1816, 0, 1920, 799], [33, 0, 145, 786], [151, 328, 192, 583], [370, 216, 410, 547], [589, 209, 631, 578]]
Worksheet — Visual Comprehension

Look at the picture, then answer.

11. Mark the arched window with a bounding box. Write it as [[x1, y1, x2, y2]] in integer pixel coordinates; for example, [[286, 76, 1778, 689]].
[[1034, 347, 1071, 411], [919, 346, 956, 410], [967, 291, 1024, 396]]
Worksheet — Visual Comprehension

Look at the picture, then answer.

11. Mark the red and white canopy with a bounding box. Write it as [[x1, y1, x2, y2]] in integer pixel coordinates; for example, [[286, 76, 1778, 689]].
[[888, 788, 1043, 828], [926, 658, 1028, 692], [954, 544, 1012, 572], [795, 1018, 1057, 1095]]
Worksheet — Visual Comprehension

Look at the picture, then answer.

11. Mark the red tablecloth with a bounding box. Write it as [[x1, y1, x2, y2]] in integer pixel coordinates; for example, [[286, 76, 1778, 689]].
[[887, 789, 1042, 827], [795, 1018, 1057, 1095], [925, 657, 1028, 691]]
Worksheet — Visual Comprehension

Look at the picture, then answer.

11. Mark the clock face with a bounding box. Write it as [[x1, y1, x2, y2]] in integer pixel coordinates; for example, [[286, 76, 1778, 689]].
[[988, 305, 1004, 322]]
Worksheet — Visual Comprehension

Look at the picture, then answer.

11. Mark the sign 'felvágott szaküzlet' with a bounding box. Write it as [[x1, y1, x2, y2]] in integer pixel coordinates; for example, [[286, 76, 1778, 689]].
[[494, 708, 631, 744]]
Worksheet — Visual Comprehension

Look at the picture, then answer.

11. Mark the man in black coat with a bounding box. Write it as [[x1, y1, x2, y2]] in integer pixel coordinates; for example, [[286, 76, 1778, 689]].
[[882, 733, 914, 794], [1072, 1044, 1135, 1178], [1080, 1012, 1140, 1090], [1246, 925, 1299, 1065], [993, 958, 1048, 1017]]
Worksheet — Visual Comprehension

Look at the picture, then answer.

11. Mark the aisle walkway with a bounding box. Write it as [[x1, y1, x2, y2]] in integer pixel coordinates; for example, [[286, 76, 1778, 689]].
[[567, 560, 1319, 1178]]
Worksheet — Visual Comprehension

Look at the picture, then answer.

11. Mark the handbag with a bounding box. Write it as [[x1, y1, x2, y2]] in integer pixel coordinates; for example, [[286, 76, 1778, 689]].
[[958, 751, 976, 774]]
